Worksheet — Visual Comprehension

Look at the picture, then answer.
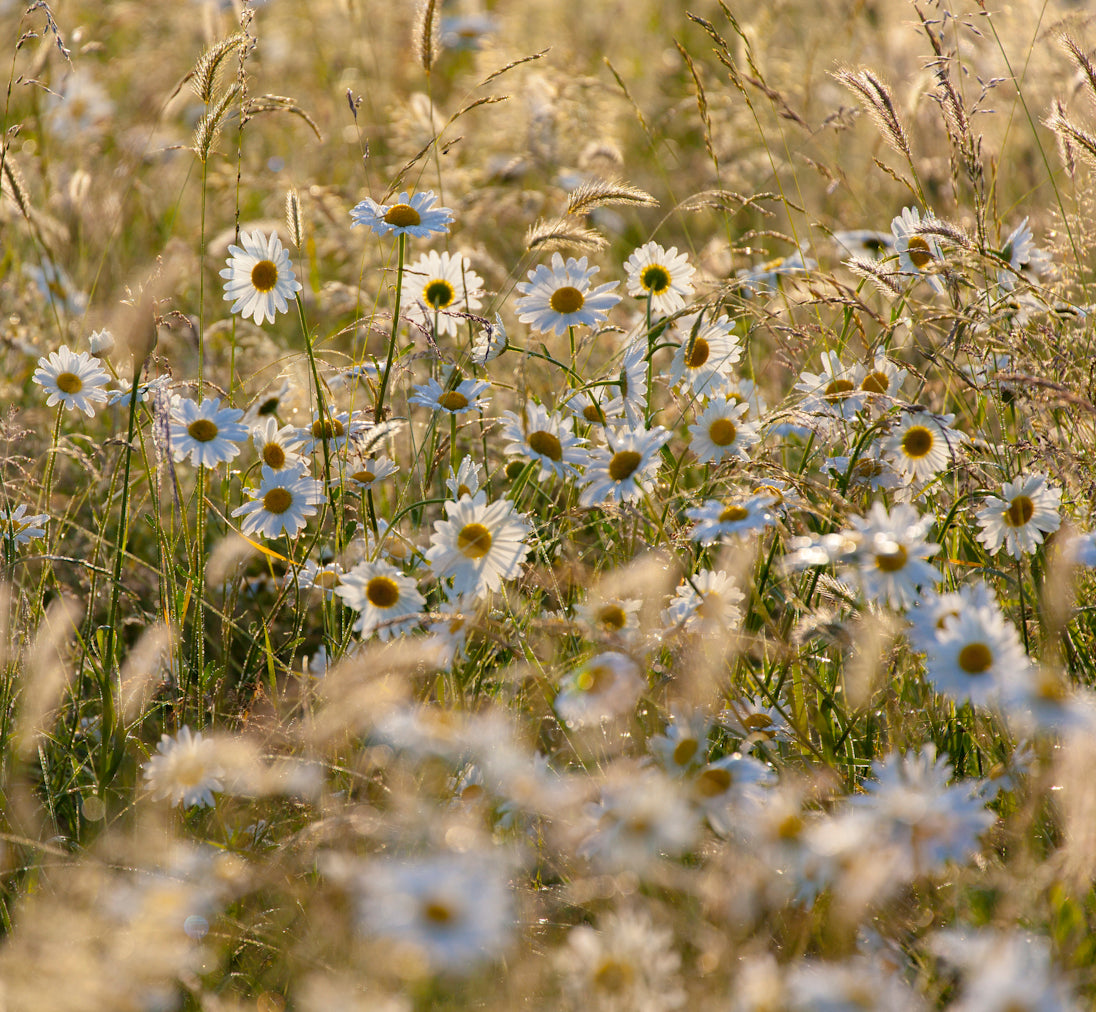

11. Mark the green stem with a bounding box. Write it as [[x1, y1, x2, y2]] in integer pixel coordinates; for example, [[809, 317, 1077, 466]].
[[375, 232, 407, 422]]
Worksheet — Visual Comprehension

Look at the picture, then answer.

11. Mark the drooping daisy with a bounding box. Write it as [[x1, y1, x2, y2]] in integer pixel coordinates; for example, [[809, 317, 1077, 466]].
[[1, 504, 48, 547], [883, 410, 966, 484], [993, 217, 1052, 292], [142, 726, 224, 808], [624, 241, 696, 316], [514, 252, 621, 337], [296, 557, 345, 599], [498, 402, 585, 481], [232, 465, 326, 539], [685, 493, 777, 545], [832, 229, 894, 260], [170, 396, 249, 468], [290, 409, 372, 457], [400, 249, 484, 338], [846, 501, 941, 610], [409, 377, 491, 416], [794, 350, 866, 420], [447, 456, 484, 501], [662, 569, 745, 634], [337, 558, 424, 640], [615, 331, 650, 428], [735, 251, 815, 298], [578, 425, 671, 508], [666, 312, 743, 397], [554, 651, 645, 728], [975, 472, 1062, 560], [924, 604, 1030, 708], [32, 345, 111, 417], [339, 454, 399, 491], [688, 396, 760, 463], [220, 230, 302, 326], [719, 695, 793, 750], [891, 206, 945, 294], [251, 417, 306, 475], [349, 189, 454, 239], [425, 496, 532, 599]]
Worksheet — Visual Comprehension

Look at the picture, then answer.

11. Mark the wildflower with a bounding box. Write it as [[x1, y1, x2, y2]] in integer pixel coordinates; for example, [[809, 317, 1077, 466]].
[[447, 456, 484, 501], [337, 558, 424, 639], [498, 402, 585, 481], [46, 68, 114, 140], [471, 312, 508, 364], [25, 261, 88, 316], [891, 206, 945, 294], [350, 189, 454, 239], [32, 345, 111, 417], [794, 350, 866, 420], [554, 651, 645, 728], [624, 241, 696, 316], [846, 501, 941, 610], [691, 753, 776, 836], [883, 410, 965, 484], [251, 417, 306, 474], [232, 466, 326, 539], [575, 595, 643, 641], [578, 425, 670, 507], [88, 328, 114, 354], [666, 312, 742, 397], [832, 228, 894, 260], [685, 493, 777, 545], [400, 250, 484, 338], [647, 708, 714, 776], [825, 448, 902, 493], [409, 377, 491, 415], [858, 350, 907, 402], [296, 557, 344, 598], [290, 409, 371, 456], [339, 454, 399, 491], [170, 396, 249, 468], [424, 595, 479, 668], [425, 496, 532, 599], [719, 695, 792, 750], [907, 581, 998, 655], [735, 251, 814, 298], [514, 252, 621, 337], [688, 396, 760, 463], [662, 569, 744, 633], [220, 230, 302, 326], [975, 473, 1062, 560], [994, 217, 1052, 291], [441, 13, 498, 50], [143, 726, 224, 808], [1, 504, 48, 547]]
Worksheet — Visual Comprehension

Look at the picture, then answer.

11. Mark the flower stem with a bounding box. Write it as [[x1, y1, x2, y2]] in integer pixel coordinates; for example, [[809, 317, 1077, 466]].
[[375, 232, 406, 422]]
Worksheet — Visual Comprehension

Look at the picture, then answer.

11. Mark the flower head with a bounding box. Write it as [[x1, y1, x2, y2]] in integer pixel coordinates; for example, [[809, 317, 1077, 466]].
[[883, 410, 965, 484], [891, 206, 945, 294], [666, 312, 742, 397], [220, 230, 302, 326], [409, 377, 491, 415], [400, 250, 484, 338], [846, 501, 941, 610], [624, 241, 696, 316], [1, 504, 48, 547], [170, 396, 249, 468], [688, 396, 760, 463], [232, 466, 326, 539], [33, 345, 111, 417], [578, 425, 670, 508], [975, 473, 1061, 560], [515, 253, 621, 337], [350, 190, 454, 239], [498, 402, 585, 481], [337, 558, 425, 639], [425, 496, 532, 599], [143, 726, 224, 808]]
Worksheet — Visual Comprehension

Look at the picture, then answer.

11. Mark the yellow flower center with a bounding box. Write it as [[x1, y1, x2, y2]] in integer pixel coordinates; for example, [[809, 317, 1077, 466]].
[[901, 425, 933, 459], [875, 544, 908, 572], [424, 279, 455, 309], [718, 504, 749, 524], [365, 575, 400, 609], [311, 418, 345, 440], [958, 642, 993, 674], [596, 604, 626, 631], [743, 712, 773, 732], [438, 390, 470, 411], [608, 450, 642, 481], [1004, 495, 1035, 528], [528, 430, 563, 461], [456, 522, 493, 559], [188, 419, 219, 443], [684, 337, 710, 369], [384, 203, 421, 228], [673, 737, 699, 766], [640, 264, 671, 294], [456, 483, 472, 498], [262, 443, 286, 469], [314, 569, 341, 589], [593, 959, 634, 993], [906, 235, 934, 269], [549, 286, 585, 314], [56, 371, 83, 395], [708, 417, 737, 447], [352, 470, 376, 485], [421, 899, 454, 924], [262, 487, 293, 514], [860, 370, 890, 394], [582, 403, 603, 423], [250, 259, 279, 293], [696, 767, 732, 797], [575, 663, 612, 693], [824, 378, 856, 399], [854, 458, 885, 479]]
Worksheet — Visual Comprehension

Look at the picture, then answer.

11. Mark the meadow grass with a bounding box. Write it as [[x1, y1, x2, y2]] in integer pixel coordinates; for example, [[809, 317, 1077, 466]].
[[3, 0, 1096, 1008]]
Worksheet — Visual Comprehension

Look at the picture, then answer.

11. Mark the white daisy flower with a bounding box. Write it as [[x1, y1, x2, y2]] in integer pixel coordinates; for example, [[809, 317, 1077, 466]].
[[575, 595, 643, 641], [688, 396, 760, 464], [883, 410, 966, 484], [447, 456, 484, 501], [400, 249, 484, 338], [554, 651, 645, 728], [975, 472, 1062, 560], [471, 312, 508, 364], [666, 312, 742, 397], [685, 493, 777, 545], [647, 707, 714, 776], [349, 189, 454, 239], [614, 331, 650, 428], [1, 504, 48, 547], [219, 229, 302, 326], [857, 350, 907, 402], [794, 349, 866, 420], [994, 217, 1052, 291], [339, 454, 399, 491], [32, 345, 111, 417], [891, 206, 945, 294], [409, 376, 491, 415], [498, 402, 585, 481], [624, 241, 696, 316], [142, 726, 224, 808], [662, 569, 744, 633], [735, 251, 815, 298], [336, 558, 424, 639], [425, 496, 532, 599], [907, 581, 998, 654], [296, 557, 344, 598], [846, 501, 940, 610], [251, 417, 306, 474], [290, 409, 371, 456], [578, 425, 670, 508], [170, 396, 249, 468], [825, 448, 902, 493], [514, 252, 621, 337], [719, 695, 793, 750], [691, 752, 776, 836], [232, 465, 326, 539], [832, 229, 894, 260]]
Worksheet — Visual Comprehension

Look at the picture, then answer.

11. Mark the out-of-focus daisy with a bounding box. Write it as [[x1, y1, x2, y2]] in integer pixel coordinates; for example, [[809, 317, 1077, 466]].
[[447, 456, 484, 501], [891, 206, 945, 294], [647, 707, 713, 776], [425, 496, 532, 599], [663, 569, 744, 634], [1061, 529, 1096, 567], [251, 417, 306, 474], [339, 454, 399, 491], [825, 448, 902, 493], [1, 505, 48, 547], [424, 595, 479, 669], [883, 410, 965, 484], [794, 350, 865, 420], [575, 595, 643, 641], [296, 557, 344, 598], [846, 501, 940, 610], [735, 251, 814, 298], [350, 190, 454, 239], [719, 695, 792, 750], [691, 752, 775, 836], [578, 425, 670, 508], [25, 261, 88, 316], [220, 230, 302, 326], [33, 345, 111, 417], [290, 409, 371, 456], [907, 581, 997, 655], [409, 377, 491, 416], [614, 333, 650, 428], [554, 651, 645, 728], [88, 328, 114, 355], [337, 558, 424, 640], [46, 68, 113, 140], [666, 312, 742, 397], [514, 252, 621, 337], [400, 250, 484, 338], [832, 229, 894, 260], [232, 465, 325, 539], [975, 473, 1061, 560], [170, 396, 249, 468], [685, 493, 777, 545], [441, 13, 498, 50], [624, 241, 696, 316], [143, 726, 224, 809], [688, 396, 760, 463], [498, 402, 585, 481]]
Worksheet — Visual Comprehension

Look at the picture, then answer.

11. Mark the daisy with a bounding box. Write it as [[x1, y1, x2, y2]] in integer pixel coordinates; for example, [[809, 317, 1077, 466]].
[[688, 396, 760, 463], [924, 604, 1030, 708], [662, 569, 744, 633], [858, 349, 907, 403], [735, 251, 814, 298], [251, 417, 306, 474], [578, 425, 670, 508], [349, 189, 454, 239], [142, 726, 224, 808], [409, 377, 491, 416], [514, 252, 621, 337], [425, 496, 532, 599], [647, 707, 714, 776], [232, 465, 326, 539], [624, 241, 696, 316], [615, 332, 650, 428], [907, 581, 997, 655], [339, 454, 399, 491], [575, 595, 643, 641], [290, 409, 371, 456], [32, 345, 111, 417], [1, 504, 48, 547], [691, 753, 776, 836], [337, 558, 424, 639], [891, 206, 945, 294], [471, 312, 508, 364], [170, 396, 249, 468], [447, 456, 484, 501], [685, 493, 777, 545], [666, 312, 742, 397], [794, 350, 865, 420], [846, 501, 941, 610], [883, 410, 966, 484], [825, 448, 902, 493], [975, 472, 1062, 559], [220, 230, 302, 326], [719, 695, 792, 750], [296, 557, 344, 598], [400, 249, 484, 338], [832, 229, 894, 260], [554, 651, 645, 728], [994, 217, 1052, 291], [498, 402, 585, 481]]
